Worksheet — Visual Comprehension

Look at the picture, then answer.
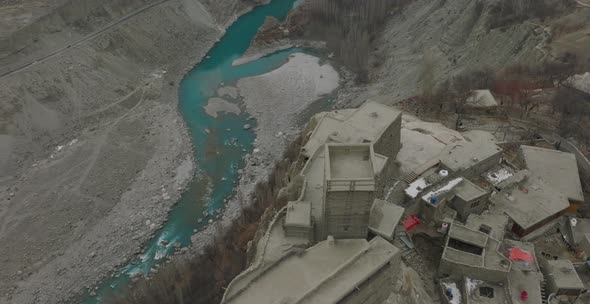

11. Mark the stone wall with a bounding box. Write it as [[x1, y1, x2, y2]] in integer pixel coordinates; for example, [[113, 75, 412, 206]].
[[340, 262, 394, 304], [439, 258, 508, 283], [325, 189, 374, 239], [559, 139, 590, 189], [451, 194, 491, 221], [374, 115, 402, 160]]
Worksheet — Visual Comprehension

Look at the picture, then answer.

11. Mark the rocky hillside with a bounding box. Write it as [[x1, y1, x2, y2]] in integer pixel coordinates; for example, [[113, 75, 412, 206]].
[[339, 0, 557, 106], [0, 0, 256, 303]]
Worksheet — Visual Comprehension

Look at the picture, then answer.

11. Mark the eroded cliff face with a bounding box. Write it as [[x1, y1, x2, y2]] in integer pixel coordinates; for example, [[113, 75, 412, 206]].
[[0, 0, 251, 303], [332, 0, 550, 107]]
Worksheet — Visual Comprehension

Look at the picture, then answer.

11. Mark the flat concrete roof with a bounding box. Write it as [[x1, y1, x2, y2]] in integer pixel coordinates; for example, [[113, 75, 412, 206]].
[[463, 278, 508, 304], [444, 224, 511, 272], [465, 212, 509, 242], [297, 237, 398, 303], [466, 90, 498, 108], [286, 201, 312, 228], [223, 237, 398, 304], [495, 169, 529, 190], [326, 144, 374, 179], [369, 199, 405, 240], [545, 260, 586, 290], [440, 137, 502, 173], [501, 239, 539, 271], [490, 176, 569, 230], [302, 101, 401, 158], [507, 270, 543, 304], [397, 116, 465, 173], [421, 177, 463, 204], [454, 179, 487, 202], [449, 224, 489, 248], [521, 145, 584, 202], [405, 178, 431, 198], [484, 166, 515, 186], [444, 247, 484, 267], [300, 146, 327, 240]]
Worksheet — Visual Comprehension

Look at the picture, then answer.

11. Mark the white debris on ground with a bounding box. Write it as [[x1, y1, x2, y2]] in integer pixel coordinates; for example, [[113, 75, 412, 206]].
[[49, 138, 79, 159], [485, 168, 514, 185], [405, 178, 431, 198], [442, 282, 462, 304], [465, 277, 484, 295], [421, 178, 463, 203]]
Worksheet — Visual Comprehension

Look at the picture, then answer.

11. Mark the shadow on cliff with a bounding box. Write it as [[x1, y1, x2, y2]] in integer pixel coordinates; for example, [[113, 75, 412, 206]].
[[106, 134, 304, 304]]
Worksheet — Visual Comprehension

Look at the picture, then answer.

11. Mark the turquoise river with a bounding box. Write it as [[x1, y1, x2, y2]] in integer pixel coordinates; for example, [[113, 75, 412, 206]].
[[85, 0, 304, 302]]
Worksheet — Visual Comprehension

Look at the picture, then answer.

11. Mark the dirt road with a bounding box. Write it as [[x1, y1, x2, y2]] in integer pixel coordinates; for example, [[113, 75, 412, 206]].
[[0, 0, 172, 78]]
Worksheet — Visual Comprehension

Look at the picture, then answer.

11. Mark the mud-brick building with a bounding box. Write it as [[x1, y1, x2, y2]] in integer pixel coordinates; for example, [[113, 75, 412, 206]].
[[301, 101, 402, 196], [323, 144, 379, 239], [490, 173, 570, 239], [439, 222, 511, 282], [284, 201, 313, 240], [520, 145, 585, 213], [541, 259, 587, 297], [284, 101, 403, 242]]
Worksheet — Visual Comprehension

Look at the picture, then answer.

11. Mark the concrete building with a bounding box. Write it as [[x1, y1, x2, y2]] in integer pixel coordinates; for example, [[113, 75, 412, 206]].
[[464, 212, 509, 242], [368, 199, 405, 241], [503, 241, 544, 304], [403, 133, 502, 185], [289, 142, 389, 241], [301, 101, 402, 161], [221, 236, 400, 304], [284, 201, 314, 240], [541, 259, 587, 297], [439, 240, 543, 304], [490, 174, 570, 239], [438, 136, 503, 179], [417, 177, 463, 223], [439, 223, 511, 282], [324, 144, 378, 239], [283, 101, 403, 242], [520, 145, 585, 212], [450, 179, 489, 221]]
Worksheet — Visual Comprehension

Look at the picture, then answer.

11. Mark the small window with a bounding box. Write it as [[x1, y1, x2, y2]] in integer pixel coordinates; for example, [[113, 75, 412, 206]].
[[480, 286, 494, 298], [470, 200, 480, 209], [479, 225, 492, 235], [343, 225, 350, 232]]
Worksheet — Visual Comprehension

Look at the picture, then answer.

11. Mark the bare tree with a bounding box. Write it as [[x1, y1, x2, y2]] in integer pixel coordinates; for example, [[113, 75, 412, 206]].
[[305, 0, 395, 82]]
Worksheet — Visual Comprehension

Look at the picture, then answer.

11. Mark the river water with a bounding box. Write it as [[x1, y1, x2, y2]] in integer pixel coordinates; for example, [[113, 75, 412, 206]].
[[85, 0, 300, 302]]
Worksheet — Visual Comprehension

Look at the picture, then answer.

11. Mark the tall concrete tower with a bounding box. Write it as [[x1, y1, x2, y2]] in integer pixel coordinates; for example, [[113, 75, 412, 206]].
[[323, 144, 377, 239]]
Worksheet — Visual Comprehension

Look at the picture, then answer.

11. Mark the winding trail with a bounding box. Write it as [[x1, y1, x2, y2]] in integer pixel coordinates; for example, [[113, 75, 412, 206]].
[[0, 0, 172, 79]]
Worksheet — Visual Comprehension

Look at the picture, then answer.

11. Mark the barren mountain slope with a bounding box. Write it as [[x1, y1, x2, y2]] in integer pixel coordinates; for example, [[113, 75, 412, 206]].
[[342, 0, 546, 105], [0, 0, 256, 303]]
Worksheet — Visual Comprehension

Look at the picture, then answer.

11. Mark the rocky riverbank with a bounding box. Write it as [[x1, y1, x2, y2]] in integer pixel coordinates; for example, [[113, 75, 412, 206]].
[[0, 0, 258, 303]]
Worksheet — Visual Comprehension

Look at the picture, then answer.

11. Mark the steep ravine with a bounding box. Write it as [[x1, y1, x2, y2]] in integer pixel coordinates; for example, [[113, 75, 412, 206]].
[[0, 0, 258, 303]]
